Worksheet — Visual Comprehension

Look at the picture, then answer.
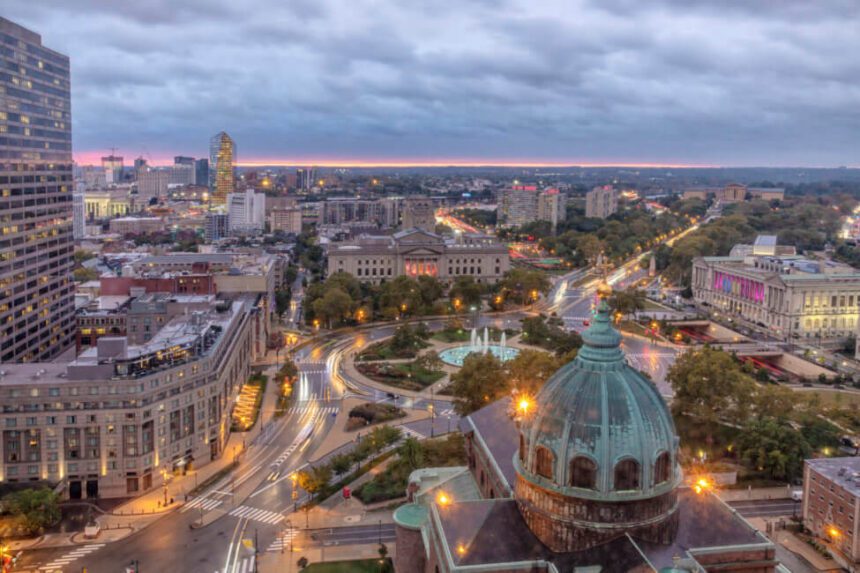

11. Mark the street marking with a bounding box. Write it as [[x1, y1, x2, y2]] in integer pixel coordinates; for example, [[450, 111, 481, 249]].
[[39, 544, 104, 570], [230, 505, 285, 525], [402, 426, 425, 439], [181, 496, 223, 513], [287, 406, 338, 416], [267, 529, 299, 552]]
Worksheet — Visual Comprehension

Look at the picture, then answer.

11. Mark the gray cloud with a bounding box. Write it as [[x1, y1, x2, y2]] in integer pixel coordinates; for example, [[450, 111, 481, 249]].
[[5, 0, 860, 165]]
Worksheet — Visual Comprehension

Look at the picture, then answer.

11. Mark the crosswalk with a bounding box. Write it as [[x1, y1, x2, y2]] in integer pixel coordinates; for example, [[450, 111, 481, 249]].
[[402, 426, 425, 439], [230, 505, 285, 525], [39, 543, 104, 571], [181, 495, 223, 513], [267, 528, 300, 552], [437, 408, 455, 417], [213, 556, 255, 573], [287, 405, 338, 416]]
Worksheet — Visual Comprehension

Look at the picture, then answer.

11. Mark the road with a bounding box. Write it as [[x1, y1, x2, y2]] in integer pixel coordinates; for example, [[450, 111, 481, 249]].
[[16, 236, 689, 572], [727, 498, 801, 518]]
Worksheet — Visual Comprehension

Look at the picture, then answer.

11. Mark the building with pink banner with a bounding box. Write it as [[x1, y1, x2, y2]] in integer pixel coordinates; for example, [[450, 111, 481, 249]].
[[691, 237, 860, 343]]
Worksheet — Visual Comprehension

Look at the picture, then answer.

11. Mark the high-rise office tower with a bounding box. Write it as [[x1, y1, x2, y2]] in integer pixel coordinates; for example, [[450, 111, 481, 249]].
[[101, 154, 124, 184], [0, 17, 75, 362], [209, 132, 235, 205], [195, 158, 209, 188]]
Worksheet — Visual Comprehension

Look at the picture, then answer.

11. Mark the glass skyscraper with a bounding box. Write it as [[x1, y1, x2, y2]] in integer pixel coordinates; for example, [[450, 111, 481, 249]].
[[208, 131, 235, 205], [0, 17, 75, 362]]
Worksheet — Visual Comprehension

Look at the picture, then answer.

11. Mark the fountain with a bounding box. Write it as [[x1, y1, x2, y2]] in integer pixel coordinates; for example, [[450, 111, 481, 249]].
[[438, 327, 519, 367]]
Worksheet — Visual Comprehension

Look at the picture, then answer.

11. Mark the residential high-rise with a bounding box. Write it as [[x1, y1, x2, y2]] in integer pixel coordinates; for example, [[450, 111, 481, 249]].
[[585, 185, 619, 219], [170, 156, 195, 186], [133, 156, 147, 172], [537, 188, 565, 228], [136, 168, 169, 203], [498, 185, 564, 228], [0, 17, 76, 362], [101, 154, 124, 184], [209, 132, 235, 204], [195, 158, 209, 187]]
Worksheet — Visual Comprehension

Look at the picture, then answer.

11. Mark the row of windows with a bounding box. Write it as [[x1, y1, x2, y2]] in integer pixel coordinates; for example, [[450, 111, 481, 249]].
[[525, 440, 671, 491]]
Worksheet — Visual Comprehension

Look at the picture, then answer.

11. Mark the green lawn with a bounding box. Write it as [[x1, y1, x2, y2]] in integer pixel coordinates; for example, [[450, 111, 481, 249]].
[[355, 361, 445, 392], [641, 299, 670, 311], [304, 558, 392, 572]]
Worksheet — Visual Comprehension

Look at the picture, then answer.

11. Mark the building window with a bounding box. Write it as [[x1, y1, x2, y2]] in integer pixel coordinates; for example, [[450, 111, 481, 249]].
[[569, 456, 597, 489], [654, 452, 671, 484], [534, 446, 554, 480], [614, 458, 641, 491]]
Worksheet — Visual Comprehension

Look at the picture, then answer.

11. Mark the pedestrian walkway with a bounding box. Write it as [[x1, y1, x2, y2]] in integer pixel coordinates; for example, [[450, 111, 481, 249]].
[[213, 555, 255, 573], [287, 404, 338, 416], [229, 505, 285, 525], [39, 543, 104, 571], [181, 495, 224, 513], [401, 426, 425, 439], [266, 528, 300, 552]]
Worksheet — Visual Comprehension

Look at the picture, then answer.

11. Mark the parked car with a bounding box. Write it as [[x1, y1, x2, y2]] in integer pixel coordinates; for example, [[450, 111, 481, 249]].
[[791, 490, 803, 502]]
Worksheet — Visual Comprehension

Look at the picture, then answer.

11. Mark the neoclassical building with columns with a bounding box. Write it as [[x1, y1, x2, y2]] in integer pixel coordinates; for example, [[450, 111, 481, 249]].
[[325, 228, 510, 285], [691, 242, 860, 342]]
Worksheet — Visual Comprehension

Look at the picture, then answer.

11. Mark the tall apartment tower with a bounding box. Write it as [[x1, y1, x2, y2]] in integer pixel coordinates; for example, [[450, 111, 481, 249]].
[[209, 131, 235, 205], [0, 18, 75, 362], [585, 185, 619, 219], [401, 196, 435, 232]]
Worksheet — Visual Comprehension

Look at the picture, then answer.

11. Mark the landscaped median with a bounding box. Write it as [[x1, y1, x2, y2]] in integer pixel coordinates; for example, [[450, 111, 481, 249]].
[[231, 373, 267, 431]]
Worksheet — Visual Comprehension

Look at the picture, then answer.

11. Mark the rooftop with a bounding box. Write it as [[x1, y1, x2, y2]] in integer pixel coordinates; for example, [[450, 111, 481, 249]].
[[806, 457, 860, 498], [428, 489, 768, 572]]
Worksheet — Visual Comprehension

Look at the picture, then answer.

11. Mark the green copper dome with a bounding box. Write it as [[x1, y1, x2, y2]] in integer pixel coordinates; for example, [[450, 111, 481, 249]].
[[515, 300, 681, 501]]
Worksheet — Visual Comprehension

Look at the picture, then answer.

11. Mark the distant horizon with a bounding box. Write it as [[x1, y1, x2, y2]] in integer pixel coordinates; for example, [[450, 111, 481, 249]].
[[72, 152, 860, 171]]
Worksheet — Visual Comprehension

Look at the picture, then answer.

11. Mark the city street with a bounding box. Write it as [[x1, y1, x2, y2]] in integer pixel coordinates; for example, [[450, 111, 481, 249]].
[[727, 499, 802, 519]]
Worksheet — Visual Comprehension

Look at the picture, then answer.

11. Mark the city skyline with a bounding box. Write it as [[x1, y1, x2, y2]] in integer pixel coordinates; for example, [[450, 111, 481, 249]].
[[5, 0, 860, 168]]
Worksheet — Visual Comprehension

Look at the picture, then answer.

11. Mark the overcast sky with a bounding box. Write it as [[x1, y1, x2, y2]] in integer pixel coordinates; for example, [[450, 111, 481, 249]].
[[6, 0, 860, 166]]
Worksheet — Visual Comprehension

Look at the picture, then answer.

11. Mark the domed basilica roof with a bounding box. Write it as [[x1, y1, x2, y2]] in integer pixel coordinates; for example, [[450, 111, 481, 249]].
[[516, 298, 680, 501]]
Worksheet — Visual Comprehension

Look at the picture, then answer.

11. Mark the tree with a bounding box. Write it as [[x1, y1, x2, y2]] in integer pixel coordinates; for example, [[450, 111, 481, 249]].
[[398, 437, 425, 471], [275, 288, 291, 316], [800, 418, 841, 451], [608, 288, 645, 320], [73, 267, 99, 282], [449, 277, 483, 308], [504, 349, 563, 396], [450, 352, 507, 416], [2, 488, 61, 535], [297, 465, 332, 500], [330, 453, 353, 478], [752, 384, 798, 421], [312, 288, 353, 328], [736, 418, 811, 481], [577, 235, 604, 264], [498, 268, 551, 304], [414, 350, 443, 373], [667, 347, 756, 444]]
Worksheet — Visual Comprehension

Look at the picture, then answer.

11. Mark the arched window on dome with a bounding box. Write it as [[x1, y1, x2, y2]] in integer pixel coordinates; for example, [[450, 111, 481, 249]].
[[614, 458, 641, 491], [654, 452, 671, 485], [569, 456, 597, 489], [519, 434, 526, 463], [534, 446, 554, 480]]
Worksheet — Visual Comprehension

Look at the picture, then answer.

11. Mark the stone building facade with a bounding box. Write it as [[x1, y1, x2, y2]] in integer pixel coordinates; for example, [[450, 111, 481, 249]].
[[326, 228, 510, 285]]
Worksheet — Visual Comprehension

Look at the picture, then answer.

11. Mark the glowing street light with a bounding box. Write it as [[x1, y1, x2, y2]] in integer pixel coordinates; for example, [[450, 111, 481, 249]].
[[517, 396, 532, 416], [828, 525, 842, 540], [436, 491, 451, 507], [693, 476, 712, 495]]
